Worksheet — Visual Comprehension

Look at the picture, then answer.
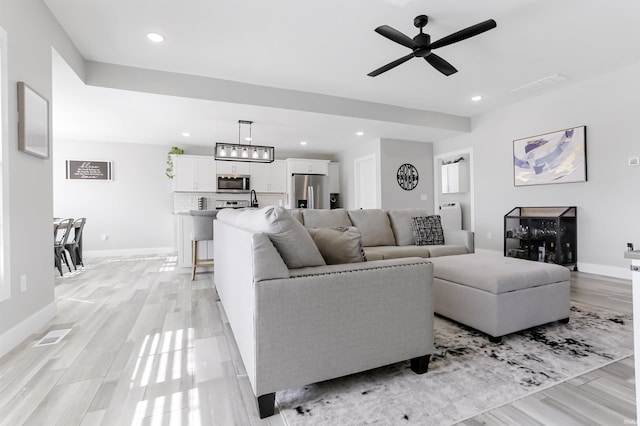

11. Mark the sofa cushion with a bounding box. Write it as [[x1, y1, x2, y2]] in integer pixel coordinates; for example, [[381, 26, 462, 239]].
[[425, 245, 468, 257], [347, 209, 396, 247], [288, 209, 304, 225], [410, 215, 445, 245], [217, 206, 325, 269], [308, 226, 366, 264], [387, 208, 430, 246], [303, 209, 352, 228], [365, 245, 431, 260]]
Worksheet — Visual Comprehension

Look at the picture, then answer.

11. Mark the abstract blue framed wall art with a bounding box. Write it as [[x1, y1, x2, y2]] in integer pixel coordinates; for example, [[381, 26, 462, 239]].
[[513, 125, 587, 187]]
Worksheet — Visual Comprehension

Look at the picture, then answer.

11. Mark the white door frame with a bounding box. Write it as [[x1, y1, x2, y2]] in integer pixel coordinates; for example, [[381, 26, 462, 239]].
[[433, 147, 475, 231], [354, 153, 378, 209]]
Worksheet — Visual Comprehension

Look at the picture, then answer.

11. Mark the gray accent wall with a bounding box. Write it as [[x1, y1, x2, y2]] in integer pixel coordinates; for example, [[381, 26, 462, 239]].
[[380, 138, 434, 213], [338, 138, 434, 212], [434, 60, 640, 275]]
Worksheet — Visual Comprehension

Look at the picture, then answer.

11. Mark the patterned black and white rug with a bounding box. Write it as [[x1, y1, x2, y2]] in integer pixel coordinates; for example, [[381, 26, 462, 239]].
[[276, 304, 633, 425]]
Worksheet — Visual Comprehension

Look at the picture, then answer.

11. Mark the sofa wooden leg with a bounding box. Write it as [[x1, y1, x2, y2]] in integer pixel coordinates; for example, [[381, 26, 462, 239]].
[[410, 354, 430, 374], [558, 317, 570, 324], [489, 335, 502, 343], [257, 393, 275, 419]]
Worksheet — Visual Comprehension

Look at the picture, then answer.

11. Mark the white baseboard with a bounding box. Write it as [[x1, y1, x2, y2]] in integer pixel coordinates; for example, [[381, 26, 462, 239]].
[[474, 249, 631, 280], [84, 247, 175, 258], [474, 248, 503, 256], [0, 301, 57, 359], [577, 262, 631, 281]]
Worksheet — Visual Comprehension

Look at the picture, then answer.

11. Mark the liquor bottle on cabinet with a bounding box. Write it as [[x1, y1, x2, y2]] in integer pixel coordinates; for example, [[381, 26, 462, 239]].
[[504, 206, 577, 270]]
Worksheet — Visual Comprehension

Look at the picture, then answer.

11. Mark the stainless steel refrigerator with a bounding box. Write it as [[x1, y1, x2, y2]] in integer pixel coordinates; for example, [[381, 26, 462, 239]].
[[291, 174, 329, 209]]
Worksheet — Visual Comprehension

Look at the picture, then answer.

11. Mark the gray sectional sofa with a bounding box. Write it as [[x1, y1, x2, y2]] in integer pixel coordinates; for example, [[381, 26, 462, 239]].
[[290, 208, 475, 260], [214, 206, 436, 418]]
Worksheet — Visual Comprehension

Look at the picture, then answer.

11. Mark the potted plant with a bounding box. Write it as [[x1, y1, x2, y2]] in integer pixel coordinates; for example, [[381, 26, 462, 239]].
[[166, 146, 185, 179]]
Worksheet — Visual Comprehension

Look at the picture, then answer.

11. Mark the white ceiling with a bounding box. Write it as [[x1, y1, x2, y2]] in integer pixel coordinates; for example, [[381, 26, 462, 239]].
[[46, 0, 640, 156]]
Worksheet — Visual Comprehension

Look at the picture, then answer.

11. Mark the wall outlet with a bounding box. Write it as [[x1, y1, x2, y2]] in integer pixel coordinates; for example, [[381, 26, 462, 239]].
[[20, 275, 27, 292], [487, 232, 493, 240], [100, 234, 108, 241], [629, 156, 639, 166]]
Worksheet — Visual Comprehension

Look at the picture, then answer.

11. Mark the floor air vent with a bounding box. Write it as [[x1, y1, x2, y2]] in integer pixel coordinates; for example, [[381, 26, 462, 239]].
[[34, 328, 71, 347]]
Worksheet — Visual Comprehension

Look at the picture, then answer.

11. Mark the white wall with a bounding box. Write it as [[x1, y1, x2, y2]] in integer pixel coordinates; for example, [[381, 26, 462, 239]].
[[380, 138, 434, 213], [53, 139, 175, 255], [0, 0, 85, 355], [435, 61, 640, 277]]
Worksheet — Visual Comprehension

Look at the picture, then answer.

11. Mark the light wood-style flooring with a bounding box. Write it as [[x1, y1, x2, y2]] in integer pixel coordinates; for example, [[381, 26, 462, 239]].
[[0, 256, 634, 425]]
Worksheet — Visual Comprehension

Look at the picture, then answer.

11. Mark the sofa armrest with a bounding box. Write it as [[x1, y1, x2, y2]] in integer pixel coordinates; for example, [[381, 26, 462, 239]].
[[443, 229, 475, 253], [251, 258, 434, 396]]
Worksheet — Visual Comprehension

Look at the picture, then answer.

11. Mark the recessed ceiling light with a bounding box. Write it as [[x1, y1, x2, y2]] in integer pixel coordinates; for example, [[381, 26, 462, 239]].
[[300, 141, 308, 145], [471, 96, 482, 102], [356, 131, 364, 136], [147, 33, 165, 43], [181, 132, 190, 137]]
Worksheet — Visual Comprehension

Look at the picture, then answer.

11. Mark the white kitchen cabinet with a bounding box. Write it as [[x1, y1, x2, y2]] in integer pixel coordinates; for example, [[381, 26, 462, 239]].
[[441, 162, 469, 194], [216, 161, 251, 175], [328, 162, 341, 194], [176, 214, 214, 269], [173, 155, 217, 192], [286, 158, 329, 175], [251, 160, 286, 193]]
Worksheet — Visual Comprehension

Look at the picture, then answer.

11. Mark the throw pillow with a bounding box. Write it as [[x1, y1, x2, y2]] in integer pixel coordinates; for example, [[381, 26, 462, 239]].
[[387, 208, 429, 246], [308, 226, 367, 265], [410, 215, 445, 246], [217, 206, 326, 269]]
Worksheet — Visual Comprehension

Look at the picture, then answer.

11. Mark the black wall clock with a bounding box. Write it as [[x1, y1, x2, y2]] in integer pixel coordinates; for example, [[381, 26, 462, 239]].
[[397, 163, 419, 191]]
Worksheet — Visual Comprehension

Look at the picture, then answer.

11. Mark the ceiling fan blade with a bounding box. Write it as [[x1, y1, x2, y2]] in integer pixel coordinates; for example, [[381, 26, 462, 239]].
[[368, 53, 415, 77], [374, 25, 418, 49], [429, 19, 497, 50], [425, 54, 458, 76]]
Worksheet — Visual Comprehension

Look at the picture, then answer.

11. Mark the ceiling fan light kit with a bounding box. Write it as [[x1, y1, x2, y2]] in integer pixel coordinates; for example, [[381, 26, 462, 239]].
[[214, 120, 275, 163], [368, 15, 497, 77]]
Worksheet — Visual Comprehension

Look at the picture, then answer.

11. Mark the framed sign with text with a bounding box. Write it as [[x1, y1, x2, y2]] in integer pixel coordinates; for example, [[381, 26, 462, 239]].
[[65, 160, 112, 180]]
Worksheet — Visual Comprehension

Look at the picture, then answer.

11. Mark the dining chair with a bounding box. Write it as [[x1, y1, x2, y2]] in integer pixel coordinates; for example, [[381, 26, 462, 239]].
[[65, 217, 86, 270], [54, 218, 74, 276]]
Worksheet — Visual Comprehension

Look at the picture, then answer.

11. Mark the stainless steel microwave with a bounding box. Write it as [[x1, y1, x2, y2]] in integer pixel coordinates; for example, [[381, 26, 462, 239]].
[[217, 174, 250, 193]]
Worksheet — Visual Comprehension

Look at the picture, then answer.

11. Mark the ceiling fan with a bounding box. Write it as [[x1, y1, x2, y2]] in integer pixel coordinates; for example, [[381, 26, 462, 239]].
[[368, 15, 497, 77]]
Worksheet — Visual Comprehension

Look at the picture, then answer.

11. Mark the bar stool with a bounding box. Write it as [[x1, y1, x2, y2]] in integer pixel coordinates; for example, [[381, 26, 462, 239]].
[[65, 218, 86, 270], [189, 210, 217, 280]]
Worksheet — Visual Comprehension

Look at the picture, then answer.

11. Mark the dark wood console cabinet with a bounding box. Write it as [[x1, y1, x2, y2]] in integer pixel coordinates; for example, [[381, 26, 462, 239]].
[[504, 206, 577, 270]]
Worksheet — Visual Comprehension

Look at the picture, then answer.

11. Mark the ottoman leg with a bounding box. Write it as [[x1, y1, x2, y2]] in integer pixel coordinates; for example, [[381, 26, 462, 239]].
[[558, 317, 570, 324], [489, 335, 502, 344], [410, 354, 431, 374]]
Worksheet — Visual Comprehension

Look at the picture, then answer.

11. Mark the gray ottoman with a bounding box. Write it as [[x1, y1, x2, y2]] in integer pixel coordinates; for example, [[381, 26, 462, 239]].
[[428, 254, 571, 342]]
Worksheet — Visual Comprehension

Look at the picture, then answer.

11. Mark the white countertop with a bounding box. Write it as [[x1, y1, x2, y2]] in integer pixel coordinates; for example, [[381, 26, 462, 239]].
[[625, 250, 640, 260]]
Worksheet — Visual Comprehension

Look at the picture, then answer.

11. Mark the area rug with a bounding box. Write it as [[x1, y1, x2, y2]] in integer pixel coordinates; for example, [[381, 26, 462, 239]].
[[276, 303, 633, 425]]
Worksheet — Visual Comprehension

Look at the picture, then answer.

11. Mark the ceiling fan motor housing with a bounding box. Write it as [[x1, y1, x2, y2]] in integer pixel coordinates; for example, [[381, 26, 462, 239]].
[[412, 33, 431, 57]]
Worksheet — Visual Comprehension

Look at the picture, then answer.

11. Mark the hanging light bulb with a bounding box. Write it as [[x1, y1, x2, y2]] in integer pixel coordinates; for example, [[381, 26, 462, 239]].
[[242, 147, 248, 158], [252, 148, 258, 159], [231, 146, 237, 157], [219, 145, 226, 157], [263, 150, 269, 160]]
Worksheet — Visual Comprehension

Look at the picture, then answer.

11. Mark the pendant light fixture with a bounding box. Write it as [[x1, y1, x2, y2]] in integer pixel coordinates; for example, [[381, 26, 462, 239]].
[[214, 120, 275, 163]]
